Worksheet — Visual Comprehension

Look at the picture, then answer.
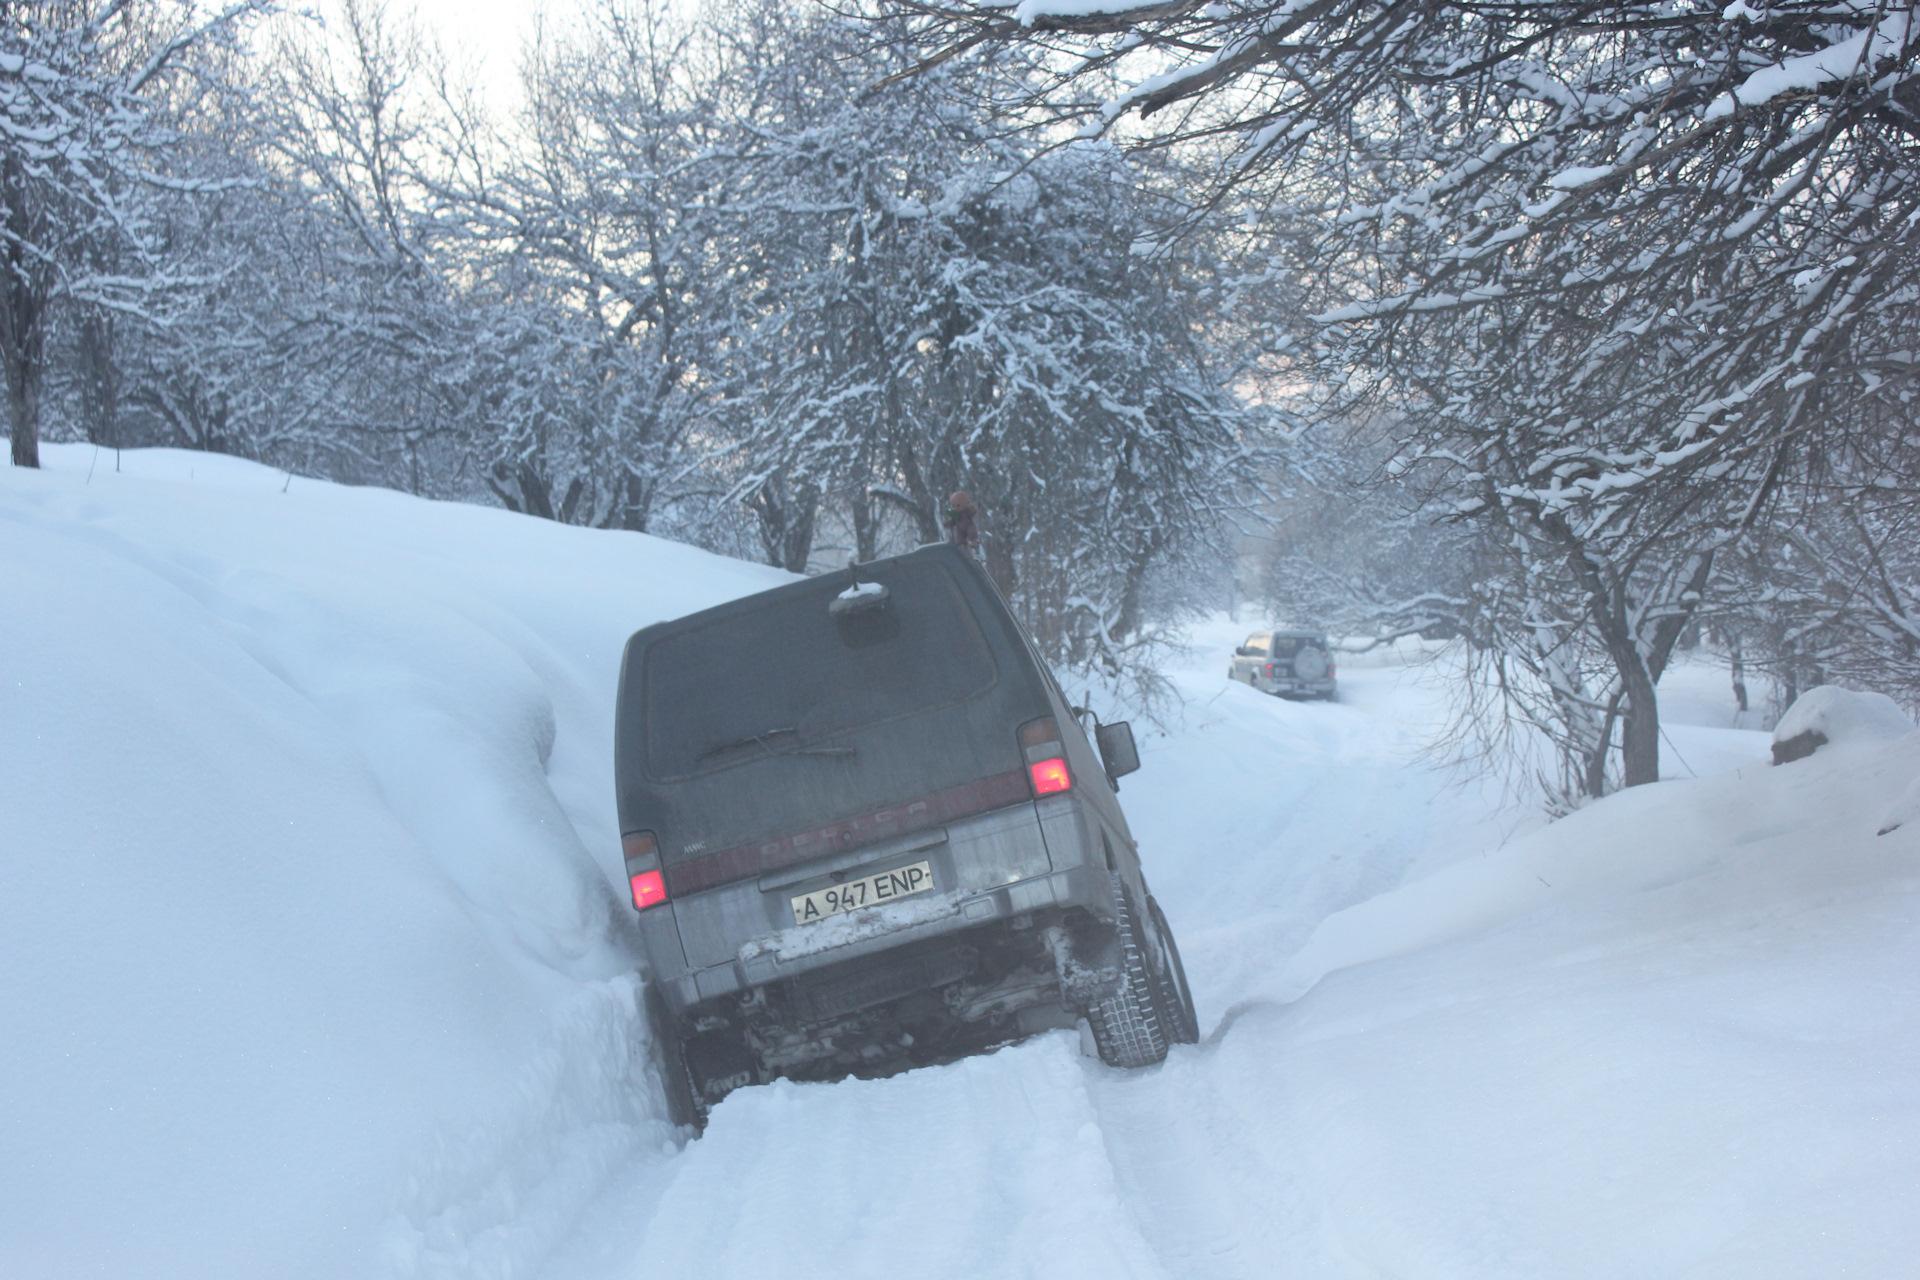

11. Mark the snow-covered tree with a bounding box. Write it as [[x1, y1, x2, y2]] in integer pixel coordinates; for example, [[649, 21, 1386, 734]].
[[705, 3, 1280, 673], [70, 0, 484, 482], [8, 0, 1287, 683], [431, 0, 737, 531], [879, 0, 1920, 791], [1718, 411, 1920, 712], [1, 0, 266, 467]]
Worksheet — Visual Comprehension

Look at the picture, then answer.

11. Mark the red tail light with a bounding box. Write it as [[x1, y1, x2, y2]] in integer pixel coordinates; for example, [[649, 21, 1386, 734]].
[[1028, 757, 1072, 795], [622, 830, 668, 911], [629, 868, 668, 910]]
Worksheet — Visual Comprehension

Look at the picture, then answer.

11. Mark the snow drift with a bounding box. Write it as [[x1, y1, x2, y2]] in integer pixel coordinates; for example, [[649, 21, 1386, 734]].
[[1771, 682, 1914, 764], [1, 446, 785, 1279], [6, 447, 1917, 1280]]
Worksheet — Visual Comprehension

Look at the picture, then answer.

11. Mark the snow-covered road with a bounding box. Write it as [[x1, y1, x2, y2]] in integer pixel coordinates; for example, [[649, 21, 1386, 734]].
[[6, 448, 1915, 1280]]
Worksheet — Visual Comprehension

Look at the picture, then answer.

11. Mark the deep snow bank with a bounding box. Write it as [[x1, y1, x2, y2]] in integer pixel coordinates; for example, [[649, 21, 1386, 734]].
[[1198, 722, 1920, 1276], [1, 447, 785, 1280]]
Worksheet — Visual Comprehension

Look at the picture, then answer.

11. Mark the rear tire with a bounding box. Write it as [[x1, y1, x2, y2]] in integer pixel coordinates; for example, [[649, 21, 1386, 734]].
[[1085, 877, 1170, 1069], [645, 981, 702, 1132], [1145, 898, 1199, 1045]]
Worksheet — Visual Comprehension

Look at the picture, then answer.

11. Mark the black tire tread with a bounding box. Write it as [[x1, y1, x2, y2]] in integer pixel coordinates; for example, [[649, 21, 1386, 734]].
[[1086, 876, 1170, 1069], [1146, 897, 1200, 1045]]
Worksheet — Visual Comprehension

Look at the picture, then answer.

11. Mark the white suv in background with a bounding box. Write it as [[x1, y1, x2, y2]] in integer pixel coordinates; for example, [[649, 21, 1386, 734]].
[[1231, 629, 1337, 700]]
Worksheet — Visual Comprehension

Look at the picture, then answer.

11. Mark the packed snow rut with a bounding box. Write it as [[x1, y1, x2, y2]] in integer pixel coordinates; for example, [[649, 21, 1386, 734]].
[[1081, 1044, 1297, 1280]]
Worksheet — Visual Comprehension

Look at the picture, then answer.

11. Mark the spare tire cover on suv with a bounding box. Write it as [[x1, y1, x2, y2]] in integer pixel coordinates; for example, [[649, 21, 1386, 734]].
[[1292, 647, 1329, 680]]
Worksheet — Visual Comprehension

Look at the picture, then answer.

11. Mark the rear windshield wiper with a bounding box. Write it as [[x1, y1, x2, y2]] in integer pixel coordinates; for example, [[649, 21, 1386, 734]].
[[695, 727, 856, 764], [697, 727, 798, 762]]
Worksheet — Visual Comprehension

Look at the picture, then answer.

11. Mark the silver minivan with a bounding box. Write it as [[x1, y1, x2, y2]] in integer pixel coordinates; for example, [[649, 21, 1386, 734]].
[[614, 544, 1198, 1128]]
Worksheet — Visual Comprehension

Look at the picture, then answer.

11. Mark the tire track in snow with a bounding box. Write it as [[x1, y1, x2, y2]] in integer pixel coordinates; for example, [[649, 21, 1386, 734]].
[[1078, 1048, 1277, 1279], [554, 1033, 1172, 1280], [1071, 667, 1491, 1277]]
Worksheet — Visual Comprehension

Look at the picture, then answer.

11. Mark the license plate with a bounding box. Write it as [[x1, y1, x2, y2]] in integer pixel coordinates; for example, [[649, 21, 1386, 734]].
[[791, 860, 935, 925]]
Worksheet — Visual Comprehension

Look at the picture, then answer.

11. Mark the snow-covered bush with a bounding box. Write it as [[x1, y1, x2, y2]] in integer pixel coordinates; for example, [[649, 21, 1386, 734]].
[[1771, 686, 1915, 765]]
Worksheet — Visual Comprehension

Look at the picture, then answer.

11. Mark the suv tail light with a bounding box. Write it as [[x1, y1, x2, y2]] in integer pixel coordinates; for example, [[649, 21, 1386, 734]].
[[623, 830, 668, 911], [1264, 663, 1278, 676], [1018, 716, 1072, 796]]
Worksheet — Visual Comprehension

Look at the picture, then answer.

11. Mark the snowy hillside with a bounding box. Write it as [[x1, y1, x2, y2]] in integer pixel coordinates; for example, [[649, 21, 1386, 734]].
[[5, 448, 1917, 1279], [1, 447, 787, 1278]]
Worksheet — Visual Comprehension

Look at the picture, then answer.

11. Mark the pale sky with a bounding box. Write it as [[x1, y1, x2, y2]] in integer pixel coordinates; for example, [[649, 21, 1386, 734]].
[[406, 0, 543, 110], [344, 2, 704, 118]]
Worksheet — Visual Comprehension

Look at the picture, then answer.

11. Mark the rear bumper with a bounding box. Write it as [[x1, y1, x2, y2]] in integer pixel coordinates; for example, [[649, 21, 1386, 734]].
[[1256, 676, 1336, 696], [658, 860, 1110, 1012]]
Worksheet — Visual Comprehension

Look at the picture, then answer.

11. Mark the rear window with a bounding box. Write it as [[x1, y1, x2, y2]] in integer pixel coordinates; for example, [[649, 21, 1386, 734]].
[[642, 560, 998, 779]]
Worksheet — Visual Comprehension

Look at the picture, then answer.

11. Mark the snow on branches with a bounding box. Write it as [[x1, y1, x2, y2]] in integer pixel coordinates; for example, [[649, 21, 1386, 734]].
[[875, 0, 1920, 795], [1, 0, 267, 467]]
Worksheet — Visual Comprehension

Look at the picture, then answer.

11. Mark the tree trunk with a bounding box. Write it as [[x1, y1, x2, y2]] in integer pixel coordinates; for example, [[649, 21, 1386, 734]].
[[982, 519, 1018, 600], [1583, 693, 1623, 798], [5, 340, 41, 468], [892, 447, 943, 545], [1729, 632, 1749, 712], [557, 475, 587, 525], [749, 475, 819, 573], [519, 464, 556, 520], [1618, 656, 1661, 787], [1550, 518, 1664, 788], [486, 461, 556, 520], [2, 153, 46, 470], [1111, 532, 1166, 642], [78, 311, 120, 447], [778, 488, 817, 572], [621, 469, 650, 532], [1615, 549, 1716, 785]]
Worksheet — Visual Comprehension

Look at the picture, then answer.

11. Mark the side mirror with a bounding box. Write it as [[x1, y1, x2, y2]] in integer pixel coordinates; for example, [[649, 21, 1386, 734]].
[[1095, 721, 1140, 782], [1233, 646, 1251, 657]]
